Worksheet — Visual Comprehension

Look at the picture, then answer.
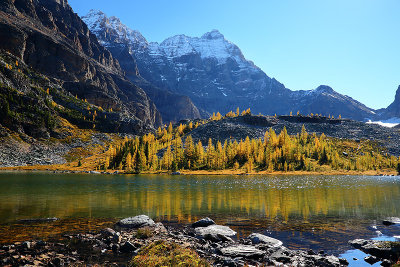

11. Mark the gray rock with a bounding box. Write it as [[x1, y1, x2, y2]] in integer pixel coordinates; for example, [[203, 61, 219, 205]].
[[119, 241, 136, 253], [349, 239, 400, 260], [100, 228, 116, 237], [270, 250, 291, 264], [220, 245, 264, 259], [364, 255, 379, 264], [171, 171, 181, 175], [192, 217, 216, 228], [248, 233, 283, 248], [195, 225, 237, 241], [383, 217, 400, 226], [117, 215, 155, 228]]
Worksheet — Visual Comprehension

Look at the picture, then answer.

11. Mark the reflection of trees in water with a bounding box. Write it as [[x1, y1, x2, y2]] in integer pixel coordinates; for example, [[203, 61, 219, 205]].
[[1, 175, 399, 225]]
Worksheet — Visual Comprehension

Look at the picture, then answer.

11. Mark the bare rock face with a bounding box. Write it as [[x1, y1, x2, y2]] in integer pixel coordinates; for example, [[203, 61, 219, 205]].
[[381, 86, 400, 119], [0, 0, 162, 134], [82, 10, 201, 122]]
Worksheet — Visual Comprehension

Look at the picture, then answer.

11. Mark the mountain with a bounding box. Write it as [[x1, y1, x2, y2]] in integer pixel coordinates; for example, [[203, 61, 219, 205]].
[[81, 10, 201, 122], [0, 0, 162, 136], [379, 85, 400, 119], [83, 10, 376, 121]]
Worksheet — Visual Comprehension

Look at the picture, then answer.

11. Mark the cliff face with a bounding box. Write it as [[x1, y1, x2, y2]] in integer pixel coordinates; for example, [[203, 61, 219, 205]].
[[381, 86, 400, 119], [82, 10, 201, 122], [0, 0, 162, 134]]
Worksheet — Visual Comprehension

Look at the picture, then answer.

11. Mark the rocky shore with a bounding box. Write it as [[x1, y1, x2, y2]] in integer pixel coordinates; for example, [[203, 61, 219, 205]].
[[0, 215, 353, 267], [2, 215, 400, 266]]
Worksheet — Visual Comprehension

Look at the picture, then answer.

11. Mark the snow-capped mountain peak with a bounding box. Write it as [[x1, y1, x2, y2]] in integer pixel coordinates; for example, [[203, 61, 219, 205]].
[[201, 29, 225, 40], [82, 10, 377, 121], [82, 10, 148, 48]]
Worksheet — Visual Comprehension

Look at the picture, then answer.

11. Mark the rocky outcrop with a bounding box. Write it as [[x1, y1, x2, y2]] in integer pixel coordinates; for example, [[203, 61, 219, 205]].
[[0, 0, 162, 134]]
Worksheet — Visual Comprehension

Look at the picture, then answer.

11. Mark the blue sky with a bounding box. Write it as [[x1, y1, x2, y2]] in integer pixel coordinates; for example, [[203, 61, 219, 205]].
[[69, 0, 400, 109]]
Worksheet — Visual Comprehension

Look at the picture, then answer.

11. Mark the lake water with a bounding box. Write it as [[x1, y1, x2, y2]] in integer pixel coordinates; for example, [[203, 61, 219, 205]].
[[1, 172, 400, 260]]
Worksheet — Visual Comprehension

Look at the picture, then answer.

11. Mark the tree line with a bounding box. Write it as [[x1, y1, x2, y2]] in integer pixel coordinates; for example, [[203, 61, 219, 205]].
[[98, 119, 399, 174]]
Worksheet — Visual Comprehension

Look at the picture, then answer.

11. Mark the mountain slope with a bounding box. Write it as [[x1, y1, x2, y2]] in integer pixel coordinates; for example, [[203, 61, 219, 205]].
[[379, 85, 400, 119], [83, 10, 376, 121], [82, 10, 201, 122], [0, 0, 161, 135]]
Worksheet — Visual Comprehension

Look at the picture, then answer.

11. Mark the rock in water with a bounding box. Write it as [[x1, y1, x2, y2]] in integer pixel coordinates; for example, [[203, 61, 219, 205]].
[[195, 225, 237, 241], [382, 217, 400, 226], [364, 255, 379, 264], [192, 217, 216, 228], [117, 215, 155, 228], [248, 233, 283, 248], [220, 245, 264, 259]]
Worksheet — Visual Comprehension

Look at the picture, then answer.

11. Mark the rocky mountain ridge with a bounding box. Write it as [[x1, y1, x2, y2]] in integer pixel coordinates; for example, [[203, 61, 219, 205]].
[[82, 10, 202, 122], [83, 10, 377, 121], [0, 0, 162, 135]]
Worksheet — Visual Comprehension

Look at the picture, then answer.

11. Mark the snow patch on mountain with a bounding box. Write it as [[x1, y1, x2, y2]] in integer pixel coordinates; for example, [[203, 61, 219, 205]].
[[367, 117, 400, 128]]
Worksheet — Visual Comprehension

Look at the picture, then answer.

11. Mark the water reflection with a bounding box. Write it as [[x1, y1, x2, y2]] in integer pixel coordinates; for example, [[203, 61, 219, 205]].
[[0, 172, 400, 253]]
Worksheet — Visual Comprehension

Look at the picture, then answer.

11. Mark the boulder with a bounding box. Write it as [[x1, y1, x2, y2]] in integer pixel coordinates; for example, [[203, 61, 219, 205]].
[[248, 233, 283, 248], [117, 215, 155, 228], [364, 255, 379, 264], [192, 217, 216, 228], [383, 217, 400, 226], [119, 241, 136, 253], [100, 228, 116, 238], [195, 225, 237, 241], [220, 245, 264, 259]]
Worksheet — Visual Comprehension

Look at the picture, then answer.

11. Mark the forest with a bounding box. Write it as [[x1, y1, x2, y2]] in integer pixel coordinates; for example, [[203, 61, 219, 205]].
[[95, 110, 400, 174]]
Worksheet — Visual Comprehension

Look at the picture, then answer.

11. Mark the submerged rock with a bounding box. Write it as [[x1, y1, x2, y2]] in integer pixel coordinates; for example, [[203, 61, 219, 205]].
[[18, 217, 59, 223], [248, 233, 283, 248], [192, 217, 215, 228], [117, 215, 155, 228]]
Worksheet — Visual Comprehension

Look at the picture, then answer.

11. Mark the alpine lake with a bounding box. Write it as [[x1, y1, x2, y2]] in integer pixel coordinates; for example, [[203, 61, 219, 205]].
[[1, 172, 400, 266]]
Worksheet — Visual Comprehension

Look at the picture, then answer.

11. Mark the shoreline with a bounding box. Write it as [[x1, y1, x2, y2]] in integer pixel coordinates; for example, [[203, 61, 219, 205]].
[[0, 215, 351, 266], [0, 165, 397, 177], [1, 215, 399, 266]]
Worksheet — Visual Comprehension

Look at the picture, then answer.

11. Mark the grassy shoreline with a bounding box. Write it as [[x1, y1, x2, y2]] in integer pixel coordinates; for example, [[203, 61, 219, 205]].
[[0, 164, 397, 176]]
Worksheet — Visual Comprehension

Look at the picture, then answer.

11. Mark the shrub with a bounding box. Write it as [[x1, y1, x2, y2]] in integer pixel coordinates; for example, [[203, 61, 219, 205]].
[[135, 227, 153, 239], [129, 240, 209, 267]]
